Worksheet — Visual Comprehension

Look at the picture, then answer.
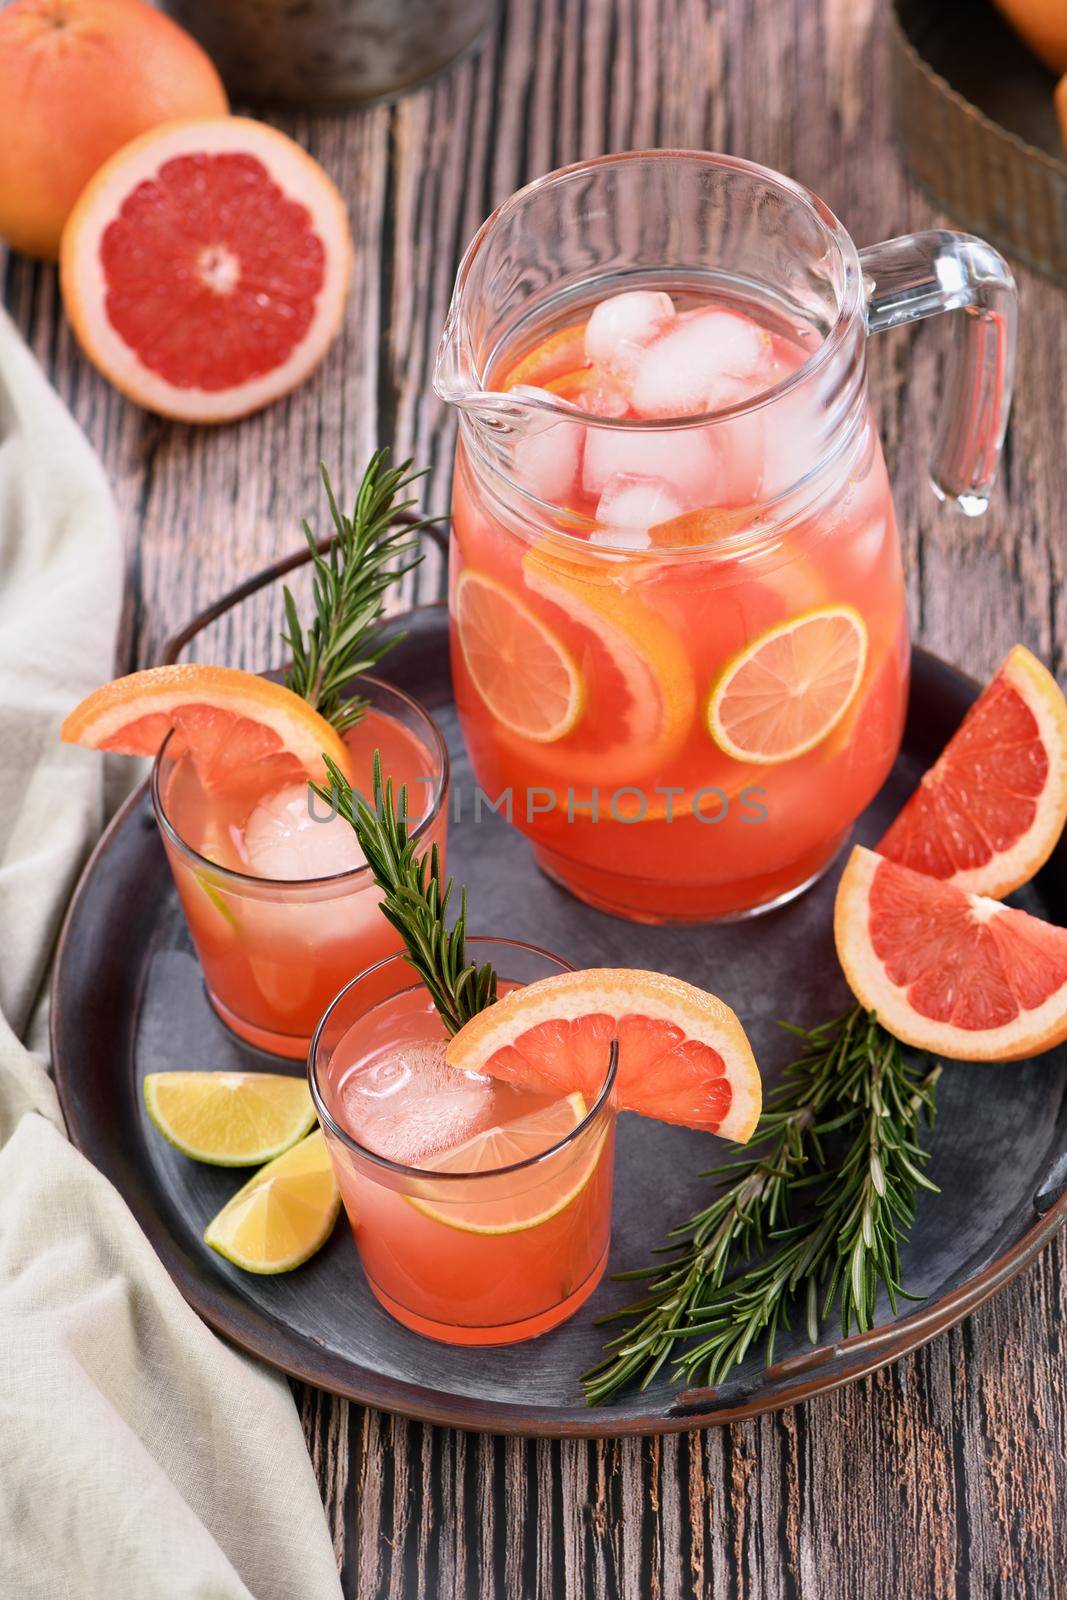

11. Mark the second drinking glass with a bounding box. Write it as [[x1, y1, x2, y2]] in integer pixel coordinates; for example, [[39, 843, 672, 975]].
[[153, 676, 449, 1058]]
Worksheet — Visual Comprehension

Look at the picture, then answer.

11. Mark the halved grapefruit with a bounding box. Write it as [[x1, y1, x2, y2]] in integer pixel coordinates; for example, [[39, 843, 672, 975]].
[[61, 663, 352, 792], [445, 968, 762, 1142], [877, 645, 1067, 898], [834, 845, 1067, 1060], [60, 116, 351, 422]]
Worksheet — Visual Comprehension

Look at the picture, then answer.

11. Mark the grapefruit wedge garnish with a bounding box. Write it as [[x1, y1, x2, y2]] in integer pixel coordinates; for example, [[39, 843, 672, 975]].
[[878, 645, 1067, 898], [834, 845, 1067, 1061], [60, 116, 351, 422], [445, 969, 762, 1142], [454, 569, 585, 742], [61, 663, 351, 792]]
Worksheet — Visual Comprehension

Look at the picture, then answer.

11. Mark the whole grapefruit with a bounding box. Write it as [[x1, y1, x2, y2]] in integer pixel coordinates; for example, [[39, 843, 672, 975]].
[[0, 0, 228, 260], [991, 0, 1067, 74]]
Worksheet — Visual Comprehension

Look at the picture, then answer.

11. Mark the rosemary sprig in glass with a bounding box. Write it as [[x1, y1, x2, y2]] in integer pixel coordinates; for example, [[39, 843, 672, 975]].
[[284, 451, 427, 734], [582, 1007, 941, 1405], [313, 752, 497, 1035]]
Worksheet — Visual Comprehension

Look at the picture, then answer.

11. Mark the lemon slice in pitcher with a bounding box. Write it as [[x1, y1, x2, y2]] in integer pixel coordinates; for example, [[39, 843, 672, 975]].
[[454, 569, 585, 741], [707, 605, 867, 764]]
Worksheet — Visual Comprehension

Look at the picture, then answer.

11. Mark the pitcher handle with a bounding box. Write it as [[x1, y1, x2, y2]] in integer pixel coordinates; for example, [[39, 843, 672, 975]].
[[858, 230, 1018, 516]]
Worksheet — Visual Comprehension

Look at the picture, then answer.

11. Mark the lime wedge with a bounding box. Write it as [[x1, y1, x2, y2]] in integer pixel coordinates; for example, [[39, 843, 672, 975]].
[[204, 1130, 340, 1273], [144, 1070, 316, 1166]]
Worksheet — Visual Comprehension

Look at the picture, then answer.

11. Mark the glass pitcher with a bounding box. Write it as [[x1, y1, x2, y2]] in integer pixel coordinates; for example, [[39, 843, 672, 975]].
[[433, 151, 1017, 923]]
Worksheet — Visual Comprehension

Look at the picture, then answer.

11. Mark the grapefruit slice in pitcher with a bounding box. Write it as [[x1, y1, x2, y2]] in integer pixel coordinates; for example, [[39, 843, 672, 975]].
[[877, 645, 1067, 898], [520, 548, 698, 782], [61, 663, 352, 792], [60, 117, 351, 421], [445, 969, 762, 1142], [834, 845, 1067, 1060]]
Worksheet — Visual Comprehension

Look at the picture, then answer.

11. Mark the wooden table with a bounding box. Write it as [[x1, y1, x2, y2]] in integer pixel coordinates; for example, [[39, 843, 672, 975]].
[[6, 0, 1066, 1593]]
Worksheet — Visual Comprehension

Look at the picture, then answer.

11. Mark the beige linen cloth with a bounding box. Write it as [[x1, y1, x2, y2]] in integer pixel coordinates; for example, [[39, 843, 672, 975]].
[[0, 308, 343, 1600]]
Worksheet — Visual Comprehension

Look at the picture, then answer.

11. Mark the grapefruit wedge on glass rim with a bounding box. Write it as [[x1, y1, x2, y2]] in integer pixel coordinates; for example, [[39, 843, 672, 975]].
[[59, 116, 351, 422], [834, 845, 1067, 1061], [877, 644, 1067, 899], [445, 968, 762, 1142], [61, 662, 352, 793]]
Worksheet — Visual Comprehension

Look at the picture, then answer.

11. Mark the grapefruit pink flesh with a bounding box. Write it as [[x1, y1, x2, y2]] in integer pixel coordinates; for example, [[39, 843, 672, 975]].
[[61, 663, 352, 793], [100, 152, 326, 391], [834, 845, 1067, 1060], [445, 968, 762, 1141], [60, 117, 351, 422], [877, 645, 1067, 898]]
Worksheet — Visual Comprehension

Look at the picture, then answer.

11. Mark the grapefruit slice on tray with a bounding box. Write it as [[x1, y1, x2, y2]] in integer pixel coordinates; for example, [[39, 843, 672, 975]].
[[61, 663, 352, 793], [60, 116, 351, 422], [877, 645, 1067, 899], [834, 845, 1067, 1061], [445, 968, 762, 1142]]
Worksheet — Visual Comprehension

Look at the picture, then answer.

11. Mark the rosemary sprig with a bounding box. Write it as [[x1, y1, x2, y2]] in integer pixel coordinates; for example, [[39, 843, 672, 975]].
[[284, 451, 426, 733], [313, 752, 497, 1034], [582, 1007, 941, 1405]]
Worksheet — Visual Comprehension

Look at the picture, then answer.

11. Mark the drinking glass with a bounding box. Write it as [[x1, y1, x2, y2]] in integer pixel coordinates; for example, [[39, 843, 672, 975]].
[[310, 939, 618, 1345], [152, 676, 449, 1058]]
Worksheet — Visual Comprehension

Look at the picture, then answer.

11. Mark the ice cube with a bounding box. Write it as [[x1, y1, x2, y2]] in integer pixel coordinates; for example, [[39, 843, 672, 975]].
[[706, 402, 766, 505], [759, 389, 825, 498], [582, 421, 718, 505], [593, 473, 686, 548], [584, 290, 676, 376], [630, 310, 771, 418], [590, 526, 653, 551], [583, 377, 631, 418], [510, 385, 584, 504], [243, 783, 366, 881], [339, 1042, 495, 1164]]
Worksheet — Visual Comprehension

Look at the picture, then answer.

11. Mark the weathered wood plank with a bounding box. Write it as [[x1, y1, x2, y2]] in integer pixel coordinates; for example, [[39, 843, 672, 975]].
[[4, 0, 1065, 1594]]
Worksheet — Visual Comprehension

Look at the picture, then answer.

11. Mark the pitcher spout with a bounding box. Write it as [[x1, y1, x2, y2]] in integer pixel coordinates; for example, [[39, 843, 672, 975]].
[[434, 310, 568, 442]]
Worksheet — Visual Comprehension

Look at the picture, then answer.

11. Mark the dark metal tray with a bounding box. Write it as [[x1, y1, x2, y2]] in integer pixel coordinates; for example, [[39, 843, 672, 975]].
[[52, 574, 1067, 1437]]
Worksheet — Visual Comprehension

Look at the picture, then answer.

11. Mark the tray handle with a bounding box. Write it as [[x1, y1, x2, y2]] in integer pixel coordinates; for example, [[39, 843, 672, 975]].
[[158, 514, 449, 666]]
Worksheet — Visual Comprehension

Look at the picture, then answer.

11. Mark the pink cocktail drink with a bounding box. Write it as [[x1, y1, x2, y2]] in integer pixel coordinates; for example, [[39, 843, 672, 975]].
[[448, 287, 907, 921], [436, 151, 1018, 923], [311, 943, 617, 1345], [154, 678, 448, 1058]]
